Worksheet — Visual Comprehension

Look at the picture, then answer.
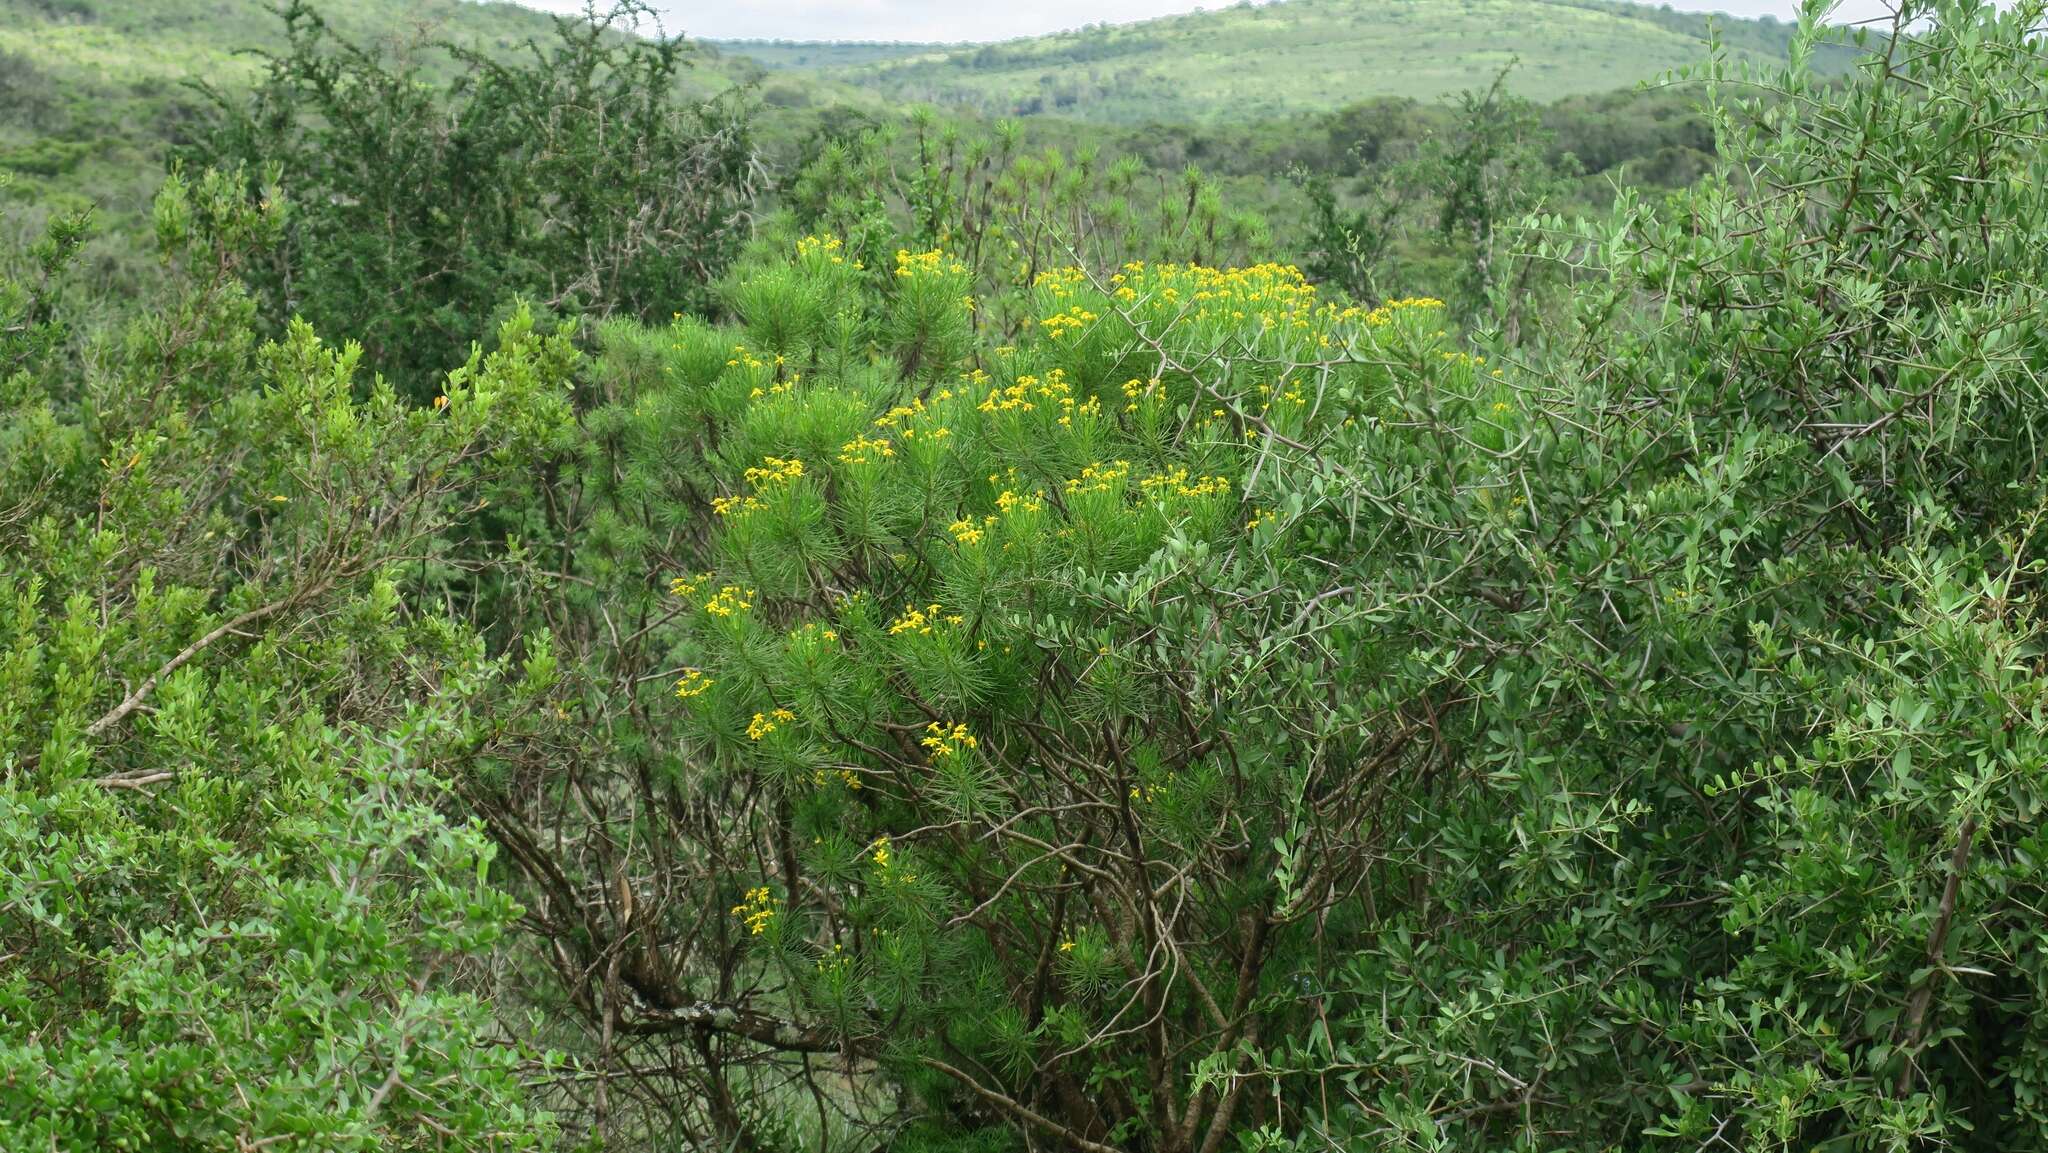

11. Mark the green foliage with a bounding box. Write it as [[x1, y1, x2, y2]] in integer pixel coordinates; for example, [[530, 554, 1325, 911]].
[[9, 3, 2048, 1153], [182, 0, 760, 390], [0, 171, 568, 1149], [449, 4, 2048, 1150], [782, 114, 1271, 339]]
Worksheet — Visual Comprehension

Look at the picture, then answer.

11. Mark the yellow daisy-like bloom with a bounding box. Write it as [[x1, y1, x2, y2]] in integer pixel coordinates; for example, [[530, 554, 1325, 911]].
[[1139, 466, 1233, 500], [888, 602, 954, 637], [703, 586, 754, 618], [837, 434, 895, 465], [1064, 460, 1131, 497], [894, 248, 967, 278], [948, 516, 997, 547], [920, 722, 978, 759], [746, 707, 797, 740], [742, 456, 805, 488], [731, 887, 778, 935], [674, 669, 714, 699]]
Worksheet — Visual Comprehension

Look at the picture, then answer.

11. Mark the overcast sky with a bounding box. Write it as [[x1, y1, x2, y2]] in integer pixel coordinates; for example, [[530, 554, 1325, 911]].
[[511, 0, 1903, 44]]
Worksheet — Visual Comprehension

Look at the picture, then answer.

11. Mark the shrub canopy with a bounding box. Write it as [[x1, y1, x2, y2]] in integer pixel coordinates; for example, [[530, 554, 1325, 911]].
[[7, 1, 2048, 1151]]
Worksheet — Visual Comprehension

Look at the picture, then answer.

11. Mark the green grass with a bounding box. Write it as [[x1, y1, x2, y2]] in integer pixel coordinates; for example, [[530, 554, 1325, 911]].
[[747, 0, 1854, 124]]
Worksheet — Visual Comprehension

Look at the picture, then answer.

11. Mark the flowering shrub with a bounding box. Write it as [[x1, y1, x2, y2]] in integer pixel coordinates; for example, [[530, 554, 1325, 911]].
[[459, 6, 2048, 1149], [12, 5, 2048, 1153]]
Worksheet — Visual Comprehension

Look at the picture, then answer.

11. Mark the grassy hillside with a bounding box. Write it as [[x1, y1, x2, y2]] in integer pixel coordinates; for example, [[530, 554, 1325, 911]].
[[714, 40, 942, 70], [758, 0, 1851, 123]]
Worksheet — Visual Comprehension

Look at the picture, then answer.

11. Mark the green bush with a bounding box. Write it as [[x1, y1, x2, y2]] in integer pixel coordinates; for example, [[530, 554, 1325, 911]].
[[453, 3, 2048, 1149], [7, 2, 2048, 1151], [187, 0, 760, 393], [0, 169, 567, 1150]]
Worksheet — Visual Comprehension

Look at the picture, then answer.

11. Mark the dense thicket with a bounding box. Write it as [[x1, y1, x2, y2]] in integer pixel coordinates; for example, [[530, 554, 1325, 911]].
[[186, 0, 758, 390], [5, 2, 2048, 1151]]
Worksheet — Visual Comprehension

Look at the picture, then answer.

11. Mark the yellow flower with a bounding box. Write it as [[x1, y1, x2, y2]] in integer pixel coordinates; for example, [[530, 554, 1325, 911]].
[[731, 887, 778, 935], [893, 248, 967, 278], [811, 767, 863, 790], [920, 721, 978, 759], [704, 586, 754, 618], [1064, 460, 1131, 497], [674, 669, 714, 699], [745, 707, 796, 741], [948, 517, 995, 547], [888, 602, 953, 637], [743, 456, 805, 488], [837, 434, 895, 465]]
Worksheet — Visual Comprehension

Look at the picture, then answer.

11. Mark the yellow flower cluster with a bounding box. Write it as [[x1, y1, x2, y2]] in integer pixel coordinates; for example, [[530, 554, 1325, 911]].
[[747, 707, 797, 740], [1247, 378, 1309, 412], [921, 722, 978, 759], [874, 390, 956, 443], [704, 585, 754, 618], [869, 836, 892, 868], [874, 400, 925, 429], [674, 668, 714, 699], [1139, 467, 1233, 500], [743, 456, 805, 487], [795, 234, 859, 268], [669, 572, 712, 600], [1039, 305, 1099, 338], [838, 434, 895, 465], [1033, 266, 1089, 297], [888, 602, 963, 636], [948, 516, 996, 546], [995, 488, 1044, 515], [789, 621, 840, 645], [715, 456, 806, 518], [1120, 376, 1164, 414], [1064, 460, 1132, 497], [1146, 262, 1322, 326], [894, 248, 967, 279], [732, 887, 778, 936], [812, 767, 863, 790], [725, 343, 767, 371], [977, 368, 1072, 414], [1128, 770, 1177, 805], [1361, 297, 1447, 326]]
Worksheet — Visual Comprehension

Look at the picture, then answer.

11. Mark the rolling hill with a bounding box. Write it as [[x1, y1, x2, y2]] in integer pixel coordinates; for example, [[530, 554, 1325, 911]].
[[719, 0, 1852, 124]]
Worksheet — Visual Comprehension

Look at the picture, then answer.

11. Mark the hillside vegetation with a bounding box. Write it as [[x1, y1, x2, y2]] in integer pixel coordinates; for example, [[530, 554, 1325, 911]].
[[14, 1, 2048, 1152], [742, 0, 1856, 122], [0, 0, 788, 274]]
